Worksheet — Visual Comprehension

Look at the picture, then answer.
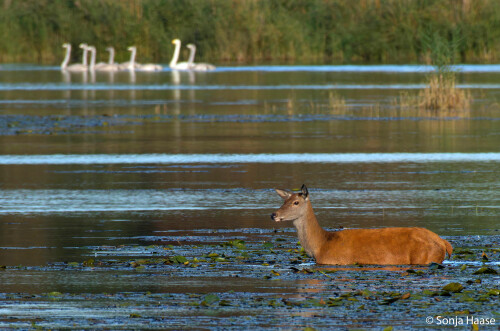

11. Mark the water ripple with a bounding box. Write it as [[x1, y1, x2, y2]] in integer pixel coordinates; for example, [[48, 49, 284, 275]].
[[1, 153, 500, 165], [2, 83, 500, 91], [3, 64, 500, 72]]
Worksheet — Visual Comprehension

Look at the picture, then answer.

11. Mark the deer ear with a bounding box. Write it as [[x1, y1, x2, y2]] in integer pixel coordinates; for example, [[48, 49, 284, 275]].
[[275, 189, 291, 200], [301, 184, 309, 199]]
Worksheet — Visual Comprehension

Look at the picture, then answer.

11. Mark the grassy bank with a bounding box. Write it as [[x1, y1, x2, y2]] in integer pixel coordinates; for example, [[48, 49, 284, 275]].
[[1, 0, 500, 64]]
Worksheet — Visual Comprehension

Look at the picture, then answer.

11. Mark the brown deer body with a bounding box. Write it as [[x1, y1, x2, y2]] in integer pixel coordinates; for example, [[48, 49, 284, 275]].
[[271, 185, 452, 265]]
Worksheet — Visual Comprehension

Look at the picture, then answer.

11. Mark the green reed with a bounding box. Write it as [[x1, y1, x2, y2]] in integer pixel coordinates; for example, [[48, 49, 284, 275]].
[[1, 0, 500, 64]]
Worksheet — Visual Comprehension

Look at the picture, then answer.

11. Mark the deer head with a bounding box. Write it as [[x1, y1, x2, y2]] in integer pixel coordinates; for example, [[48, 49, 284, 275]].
[[271, 184, 309, 222]]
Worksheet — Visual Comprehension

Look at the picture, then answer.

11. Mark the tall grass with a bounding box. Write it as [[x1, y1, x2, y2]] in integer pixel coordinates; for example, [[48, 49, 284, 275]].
[[1, 0, 500, 64]]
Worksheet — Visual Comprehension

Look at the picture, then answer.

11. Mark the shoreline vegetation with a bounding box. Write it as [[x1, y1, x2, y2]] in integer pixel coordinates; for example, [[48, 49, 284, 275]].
[[1, 0, 500, 65]]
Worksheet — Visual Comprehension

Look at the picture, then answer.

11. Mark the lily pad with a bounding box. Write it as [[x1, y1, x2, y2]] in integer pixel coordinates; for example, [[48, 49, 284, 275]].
[[83, 259, 94, 267], [129, 262, 141, 268], [222, 240, 246, 249], [219, 299, 231, 306], [442, 282, 464, 293], [428, 262, 444, 270], [472, 267, 498, 275], [214, 257, 227, 263], [167, 256, 188, 264], [380, 297, 399, 305], [201, 294, 220, 306]]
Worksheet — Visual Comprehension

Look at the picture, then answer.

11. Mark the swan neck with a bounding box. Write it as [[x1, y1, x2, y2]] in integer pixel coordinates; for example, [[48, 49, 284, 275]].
[[108, 49, 114, 64], [89, 48, 96, 71], [188, 46, 196, 65], [82, 48, 88, 66], [61, 45, 71, 69], [128, 48, 136, 69], [170, 42, 181, 67]]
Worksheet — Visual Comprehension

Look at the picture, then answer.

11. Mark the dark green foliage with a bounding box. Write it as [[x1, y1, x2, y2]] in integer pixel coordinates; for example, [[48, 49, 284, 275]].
[[1, 0, 500, 64]]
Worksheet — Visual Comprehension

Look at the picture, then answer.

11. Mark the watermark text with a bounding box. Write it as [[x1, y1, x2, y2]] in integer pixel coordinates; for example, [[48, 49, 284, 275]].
[[426, 315, 495, 327]]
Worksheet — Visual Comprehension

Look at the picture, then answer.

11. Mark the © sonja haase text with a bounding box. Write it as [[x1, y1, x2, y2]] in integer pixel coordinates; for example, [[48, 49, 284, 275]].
[[426, 315, 495, 327]]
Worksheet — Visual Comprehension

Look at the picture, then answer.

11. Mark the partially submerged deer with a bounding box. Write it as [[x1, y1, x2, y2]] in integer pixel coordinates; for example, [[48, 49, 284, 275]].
[[271, 185, 452, 265]]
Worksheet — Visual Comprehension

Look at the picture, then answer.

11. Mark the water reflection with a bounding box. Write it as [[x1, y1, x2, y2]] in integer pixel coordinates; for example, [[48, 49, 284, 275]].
[[56, 68, 203, 116]]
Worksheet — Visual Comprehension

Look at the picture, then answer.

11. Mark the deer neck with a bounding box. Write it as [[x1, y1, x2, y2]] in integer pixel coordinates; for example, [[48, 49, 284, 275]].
[[293, 201, 327, 259]]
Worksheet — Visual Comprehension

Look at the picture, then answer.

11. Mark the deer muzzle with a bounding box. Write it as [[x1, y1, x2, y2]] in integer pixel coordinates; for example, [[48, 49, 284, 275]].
[[271, 212, 283, 222]]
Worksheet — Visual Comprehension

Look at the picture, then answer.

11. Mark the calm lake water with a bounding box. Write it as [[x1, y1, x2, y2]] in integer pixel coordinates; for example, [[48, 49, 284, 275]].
[[0, 65, 500, 265], [0, 65, 499, 329], [1, 66, 499, 268]]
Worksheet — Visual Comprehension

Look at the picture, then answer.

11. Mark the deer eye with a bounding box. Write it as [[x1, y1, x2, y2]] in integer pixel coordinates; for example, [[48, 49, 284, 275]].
[[293, 201, 299, 205]]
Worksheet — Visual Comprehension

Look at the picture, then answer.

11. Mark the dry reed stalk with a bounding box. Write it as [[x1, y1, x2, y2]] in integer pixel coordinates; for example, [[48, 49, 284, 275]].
[[419, 74, 471, 115], [328, 91, 348, 115]]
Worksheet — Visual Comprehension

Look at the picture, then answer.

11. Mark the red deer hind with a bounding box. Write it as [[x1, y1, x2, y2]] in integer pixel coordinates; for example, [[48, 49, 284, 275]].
[[271, 185, 452, 265]]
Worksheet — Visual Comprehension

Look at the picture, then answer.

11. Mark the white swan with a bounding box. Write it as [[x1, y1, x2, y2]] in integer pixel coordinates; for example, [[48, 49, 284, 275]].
[[133, 46, 163, 71], [79, 43, 89, 66], [119, 46, 138, 71], [95, 47, 119, 71], [87, 45, 98, 71], [186, 44, 216, 71], [122, 46, 162, 72], [106, 47, 115, 64], [169, 39, 190, 70], [60, 43, 87, 72], [60, 43, 71, 70], [137, 62, 163, 71]]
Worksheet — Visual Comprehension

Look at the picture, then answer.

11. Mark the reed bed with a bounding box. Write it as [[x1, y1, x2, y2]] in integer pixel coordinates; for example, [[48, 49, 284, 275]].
[[1, 0, 500, 64]]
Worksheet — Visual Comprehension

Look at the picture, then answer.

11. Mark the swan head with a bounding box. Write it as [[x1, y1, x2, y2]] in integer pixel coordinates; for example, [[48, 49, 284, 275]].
[[105, 47, 114, 52], [62, 43, 71, 48], [186, 44, 195, 50], [172, 39, 181, 45], [87, 46, 96, 52], [127, 46, 136, 52], [79, 43, 88, 49]]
